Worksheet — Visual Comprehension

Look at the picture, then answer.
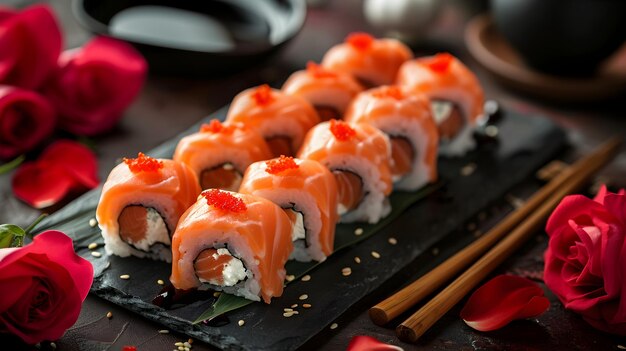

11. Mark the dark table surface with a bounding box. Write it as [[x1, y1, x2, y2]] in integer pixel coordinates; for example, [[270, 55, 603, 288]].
[[1, 0, 626, 350]]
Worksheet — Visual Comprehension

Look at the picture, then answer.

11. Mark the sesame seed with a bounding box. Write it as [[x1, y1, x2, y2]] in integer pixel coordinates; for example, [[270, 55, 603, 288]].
[[617, 345, 626, 350], [371, 251, 381, 259], [223, 164, 234, 171], [431, 247, 440, 256], [50, 342, 57, 349], [175, 342, 184, 347], [354, 228, 363, 236], [106, 312, 112, 319], [89, 218, 97, 227], [283, 312, 295, 317], [88, 242, 98, 250], [330, 323, 338, 330], [184, 348, 190, 351], [286, 275, 295, 282], [284, 308, 293, 312], [299, 294, 308, 300], [301, 275, 311, 282], [157, 279, 165, 285], [291, 303, 298, 308], [506, 194, 525, 209], [238, 319, 245, 327], [159, 330, 169, 334], [342, 267, 352, 276], [91, 251, 102, 258], [213, 291, 221, 298], [388, 237, 397, 245], [303, 303, 311, 308], [485, 125, 498, 137], [187, 339, 193, 344], [460, 163, 477, 176], [354, 256, 361, 264], [178, 347, 184, 351], [120, 274, 130, 280], [292, 311, 299, 315]]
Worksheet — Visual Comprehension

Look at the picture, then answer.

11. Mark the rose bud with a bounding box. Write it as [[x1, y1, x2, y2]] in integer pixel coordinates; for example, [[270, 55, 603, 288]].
[[43, 36, 147, 136], [0, 231, 93, 344], [0, 86, 56, 160], [0, 5, 62, 89], [544, 185, 626, 336]]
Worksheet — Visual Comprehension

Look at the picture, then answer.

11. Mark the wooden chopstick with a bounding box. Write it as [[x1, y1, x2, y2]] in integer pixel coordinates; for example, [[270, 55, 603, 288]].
[[369, 136, 622, 326], [395, 136, 622, 343]]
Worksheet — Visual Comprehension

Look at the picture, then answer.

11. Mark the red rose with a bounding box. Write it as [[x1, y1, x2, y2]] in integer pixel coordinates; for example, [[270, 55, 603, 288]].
[[43, 36, 147, 136], [544, 185, 626, 335], [0, 5, 62, 89], [0, 85, 56, 160], [0, 230, 93, 344]]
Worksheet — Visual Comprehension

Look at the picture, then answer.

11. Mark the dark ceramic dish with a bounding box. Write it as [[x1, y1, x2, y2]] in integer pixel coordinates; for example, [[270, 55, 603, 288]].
[[73, 0, 306, 75]]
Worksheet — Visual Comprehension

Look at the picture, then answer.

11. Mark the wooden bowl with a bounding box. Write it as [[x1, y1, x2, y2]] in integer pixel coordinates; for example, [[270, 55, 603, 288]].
[[465, 14, 626, 102]]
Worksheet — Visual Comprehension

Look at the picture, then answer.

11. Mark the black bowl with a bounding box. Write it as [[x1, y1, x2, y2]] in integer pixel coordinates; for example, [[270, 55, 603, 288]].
[[73, 0, 306, 76], [491, 0, 626, 76]]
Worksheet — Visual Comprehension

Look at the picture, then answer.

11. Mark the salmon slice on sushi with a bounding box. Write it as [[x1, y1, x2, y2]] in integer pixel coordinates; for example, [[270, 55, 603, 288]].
[[397, 53, 485, 157], [345, 86, 438, 191], [239, 156, 338, 262], [321, 32, 413, 88], [298, 120, 392, 224], [170, 189, 293, 303], [173, 119, 272, 191], [96, 153, 202, 262], [226, 84, 320, 157], [282, 61, 364, 121]]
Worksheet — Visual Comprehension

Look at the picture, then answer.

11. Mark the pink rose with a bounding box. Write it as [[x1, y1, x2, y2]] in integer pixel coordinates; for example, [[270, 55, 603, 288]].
[[544, 185, 626, 335], [43, 36, 147, 136], [0, 86, 56, 160], [0, 5, 62, 89], [0, 231, 93, 344]]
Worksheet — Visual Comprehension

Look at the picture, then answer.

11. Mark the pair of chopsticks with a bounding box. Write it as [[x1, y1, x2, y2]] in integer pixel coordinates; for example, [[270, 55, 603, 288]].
[[369, 136, 622, 343]]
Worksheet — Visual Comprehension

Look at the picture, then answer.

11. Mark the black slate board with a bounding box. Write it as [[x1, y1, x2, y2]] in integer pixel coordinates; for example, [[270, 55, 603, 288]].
[[36, 107, 567, 351]]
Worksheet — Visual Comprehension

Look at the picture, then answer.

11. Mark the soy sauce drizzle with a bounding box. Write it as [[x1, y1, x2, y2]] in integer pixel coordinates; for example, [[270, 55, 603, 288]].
[[152, 284, 216, 310]]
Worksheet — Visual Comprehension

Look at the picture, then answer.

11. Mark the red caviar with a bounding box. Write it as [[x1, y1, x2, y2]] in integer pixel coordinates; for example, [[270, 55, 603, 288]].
[[123, 152, 163, 173], [122, 347, 137, 351], [330, 119, 356, 141], [372, 86, 404, 100], [307, 61, 337, 79], [426, 53, 454, 73], [252, 84, 274, 106], [266, 155, 299, 174], [200, 119, 235, 134], [202, 189, 247, 213], [346, 32, 374, 51]]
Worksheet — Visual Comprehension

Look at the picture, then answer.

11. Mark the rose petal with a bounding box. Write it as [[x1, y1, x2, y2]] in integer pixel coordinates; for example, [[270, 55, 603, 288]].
[[0, 5, 62, 89], [0, 231, 93, 301], [11, 162, 74, 209], [346, 336, 403, 351], [44, 36, 147, 136], [39, 140, 99, 188], [0, 85, 56, 160], [460, 275, 549, 332]]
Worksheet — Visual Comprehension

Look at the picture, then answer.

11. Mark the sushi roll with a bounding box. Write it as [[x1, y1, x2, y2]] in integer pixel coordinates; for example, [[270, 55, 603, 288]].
[[96, 153, 202, 262], [321, 32, 413, 88], [173, 119, 272, 191], [281, 61, 364, 121], [239, 156, 338, 262], [170, 189, 293, 303], [298, 120, 392, 224], [345, 86, 438, 191], [226, 84, 320, 157], [397, 53, 485, 157]]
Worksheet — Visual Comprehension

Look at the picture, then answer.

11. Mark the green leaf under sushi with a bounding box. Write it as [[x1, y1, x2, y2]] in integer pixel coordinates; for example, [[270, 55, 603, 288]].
[[192, 183, 441, 324]]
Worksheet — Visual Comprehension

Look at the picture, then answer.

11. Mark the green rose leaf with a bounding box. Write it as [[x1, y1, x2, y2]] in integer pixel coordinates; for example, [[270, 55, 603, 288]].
[[0, 224, 26, 248]]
